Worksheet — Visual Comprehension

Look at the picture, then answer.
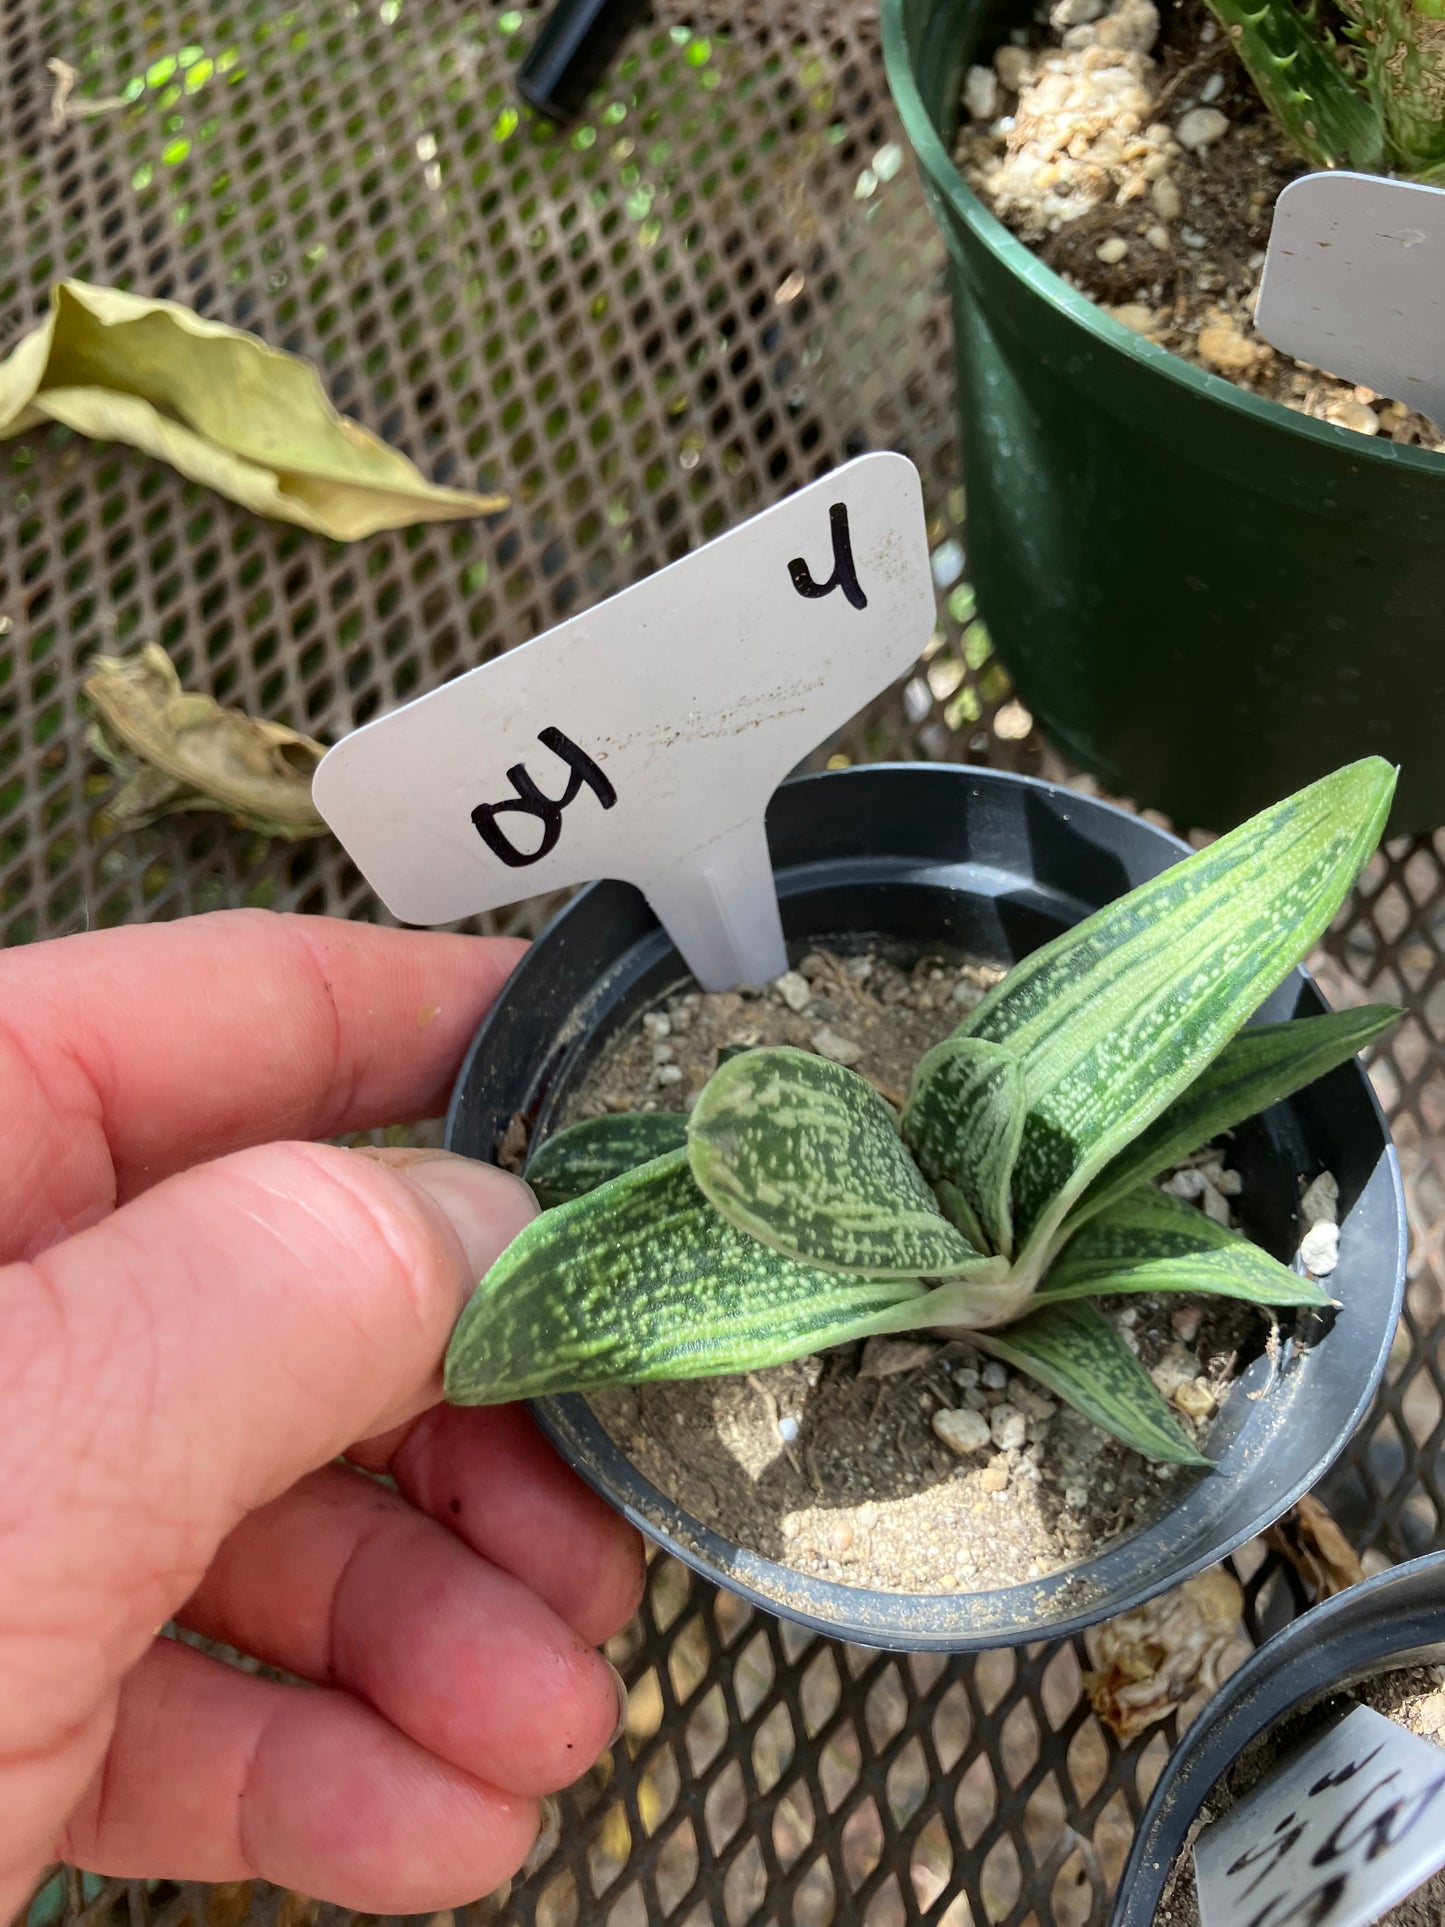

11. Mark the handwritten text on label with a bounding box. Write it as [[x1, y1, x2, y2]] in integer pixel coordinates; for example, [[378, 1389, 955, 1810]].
[[312, 452, 936, 989], [1193, 1700, 1445, 1927]]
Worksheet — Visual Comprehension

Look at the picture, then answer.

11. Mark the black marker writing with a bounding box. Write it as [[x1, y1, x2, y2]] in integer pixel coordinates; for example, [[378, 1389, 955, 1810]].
[[471, 726, 617, 868], [1228, 1813, 1307, 1899], [788, 502, 868, 610], [1311, 1767, 1445, 1868]]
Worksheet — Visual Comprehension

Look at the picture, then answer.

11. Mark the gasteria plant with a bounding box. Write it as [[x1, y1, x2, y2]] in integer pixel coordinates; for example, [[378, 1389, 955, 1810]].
[[445, 760, 1400, 1465], [1211, 0, 1445, 178]]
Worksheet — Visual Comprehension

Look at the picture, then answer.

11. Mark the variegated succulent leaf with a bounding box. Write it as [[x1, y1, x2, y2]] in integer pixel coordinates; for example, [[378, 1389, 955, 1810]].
[[901, 1036, 1024, 1256], [1038, 1185, 1330, 1307], [1061, 1003, 1401, 1242], [933, 1176, 989, 1252], [688, 1046, 994, 1278], [525, 1111, 690, 1208], [956, 758, 1395, 1260], [974, 1300, 1211, 1465], [444, 1149, 934, 1404]]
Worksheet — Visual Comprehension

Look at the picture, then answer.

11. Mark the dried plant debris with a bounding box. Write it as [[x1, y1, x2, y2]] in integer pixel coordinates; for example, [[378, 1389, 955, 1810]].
[[1084, 1565, 1249, 1741], [0, 281, 507, 537], [85, 645, 327, 841], [44, 58, 129, 135], [1263, 1493, 1365, 1602]]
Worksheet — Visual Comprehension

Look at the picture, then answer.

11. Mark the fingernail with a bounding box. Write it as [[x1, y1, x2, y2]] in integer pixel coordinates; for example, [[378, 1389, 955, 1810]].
[[523, 1794, 562, 1878], [397, 1151, 537, 1282], [606, 1658, 630, 1748]]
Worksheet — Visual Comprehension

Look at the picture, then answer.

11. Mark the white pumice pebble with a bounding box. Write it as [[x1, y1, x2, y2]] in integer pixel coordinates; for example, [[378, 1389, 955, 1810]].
[[1301, 1170, 1340, 1226], [1300, 1221, 1340, 1276]]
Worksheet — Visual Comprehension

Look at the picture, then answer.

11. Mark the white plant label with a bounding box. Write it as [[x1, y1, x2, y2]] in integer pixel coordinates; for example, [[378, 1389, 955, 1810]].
[[312, 451, 935, 989], [1193, 1700, 1445, 1927], [1255, 171, 1445, 430]]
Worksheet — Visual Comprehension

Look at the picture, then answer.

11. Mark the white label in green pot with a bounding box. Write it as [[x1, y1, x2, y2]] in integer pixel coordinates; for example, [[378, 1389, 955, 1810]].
[[1256, 172, 1445, 432]]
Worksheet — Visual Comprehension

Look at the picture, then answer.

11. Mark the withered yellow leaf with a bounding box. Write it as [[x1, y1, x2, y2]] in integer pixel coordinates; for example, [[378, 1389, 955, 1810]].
[[86, 645, 328, 840], [0, 280, 506, 539]]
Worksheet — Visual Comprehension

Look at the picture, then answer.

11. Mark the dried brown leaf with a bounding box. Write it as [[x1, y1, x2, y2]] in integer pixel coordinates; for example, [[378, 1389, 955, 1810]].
[[1, 281, 506, 537], [1083, 1566, 1248, 1742], [85, 644, 328, 840], [1262, 1493, 1365, 1601]]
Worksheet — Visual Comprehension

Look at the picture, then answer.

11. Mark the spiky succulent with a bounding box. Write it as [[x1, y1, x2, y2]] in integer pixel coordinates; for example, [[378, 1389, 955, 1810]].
[[1210, 0, 1445, 178], [445, 760, 1399, 1464]]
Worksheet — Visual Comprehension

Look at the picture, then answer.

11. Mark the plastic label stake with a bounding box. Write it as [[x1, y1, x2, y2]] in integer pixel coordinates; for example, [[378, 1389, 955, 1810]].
[[312, 451, 936, 989], [1255, 171, 1445, 429], [1192, 1700, 1445, 1927]]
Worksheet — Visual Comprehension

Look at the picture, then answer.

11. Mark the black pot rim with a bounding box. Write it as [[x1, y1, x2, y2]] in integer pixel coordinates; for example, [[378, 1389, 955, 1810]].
[[1112, 1549, 1445, 1924], [446, 763, 1407, 1652], [877, 0, 1445, 479]]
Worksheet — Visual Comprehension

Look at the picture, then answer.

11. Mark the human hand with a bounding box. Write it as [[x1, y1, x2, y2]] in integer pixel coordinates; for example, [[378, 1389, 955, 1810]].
[[0, 911, 645, 1920]]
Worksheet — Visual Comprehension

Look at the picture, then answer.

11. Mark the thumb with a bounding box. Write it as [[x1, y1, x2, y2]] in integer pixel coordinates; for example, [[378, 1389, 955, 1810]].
[[0, 1142, 534, 1865]]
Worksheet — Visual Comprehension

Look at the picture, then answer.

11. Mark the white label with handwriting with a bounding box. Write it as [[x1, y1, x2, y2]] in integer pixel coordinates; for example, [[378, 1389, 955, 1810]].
[[1193, 1699, 1445, 1927], [1255, 171, 1445, 431], [312, 451, 936, 989]]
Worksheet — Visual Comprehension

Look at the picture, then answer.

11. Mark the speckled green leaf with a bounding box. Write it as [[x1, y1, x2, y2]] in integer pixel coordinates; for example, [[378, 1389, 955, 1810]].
[[444, 1148, 932, 1404], [525, 1112, 689, 1208], [974, 1301, 1210, 1466], [1065, 1003, 1402, 1238], [1038, 1186, 1329, 1307], [902, 1036, 1024, 1256], [933, 1177, 988, 1252], [956, 760, 1395, 1256], [687, 1046, 991, 1279]]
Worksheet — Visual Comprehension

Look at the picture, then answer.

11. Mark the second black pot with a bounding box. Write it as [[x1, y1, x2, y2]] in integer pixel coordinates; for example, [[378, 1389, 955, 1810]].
[[1113, 1551, 1445, 1926], [446, 764, 1406, 1651]]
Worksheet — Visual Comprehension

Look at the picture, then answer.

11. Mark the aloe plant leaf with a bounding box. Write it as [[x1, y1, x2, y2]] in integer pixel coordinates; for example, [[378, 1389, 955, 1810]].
[[956, 759, 1396, 1255], [902, 1036, 1024, 1256], [1038, 1186, 1330, 1308], [1203, 0, 1384, 172], [688, 1046, 994, 1279], [974, 1301, 1211, 1466], [1064, 1004, 1402, 1237], [444, 1149, 934, 1403], [525, 1112, 690, 1208]]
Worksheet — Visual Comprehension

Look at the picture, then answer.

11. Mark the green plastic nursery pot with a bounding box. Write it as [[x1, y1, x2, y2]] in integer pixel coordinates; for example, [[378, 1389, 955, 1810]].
[[881, 0, 1445, 834]]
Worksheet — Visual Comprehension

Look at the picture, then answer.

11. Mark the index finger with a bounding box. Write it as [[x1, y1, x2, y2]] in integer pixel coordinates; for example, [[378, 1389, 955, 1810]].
[[0, 910, 524, 1259]]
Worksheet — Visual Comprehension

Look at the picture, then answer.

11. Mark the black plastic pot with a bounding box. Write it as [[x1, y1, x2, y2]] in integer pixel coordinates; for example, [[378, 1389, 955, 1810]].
[[1113, 1551, 1445, 1925], [881, 0, 1445, 836], [446, 765, 1406, 1651]]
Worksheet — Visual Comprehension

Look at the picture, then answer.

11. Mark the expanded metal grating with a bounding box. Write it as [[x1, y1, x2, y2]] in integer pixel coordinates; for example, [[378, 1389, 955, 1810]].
[[4, 0, 1444, 1923]]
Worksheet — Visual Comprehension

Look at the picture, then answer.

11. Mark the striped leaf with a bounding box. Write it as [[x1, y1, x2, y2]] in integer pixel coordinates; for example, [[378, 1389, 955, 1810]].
[[974, 1301, 1211, 1465], [956, 759, 1395, 1257], [902, 1036, 1024, 1256], [688, 1046, 994, 1279], [1038, 1185, 1330, 1307], [525, 1112, 689, 1208], [444, 1149, 933, 1404], [933, 1177, 988, 1252], [1063, 1003, 1402, 1238]]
